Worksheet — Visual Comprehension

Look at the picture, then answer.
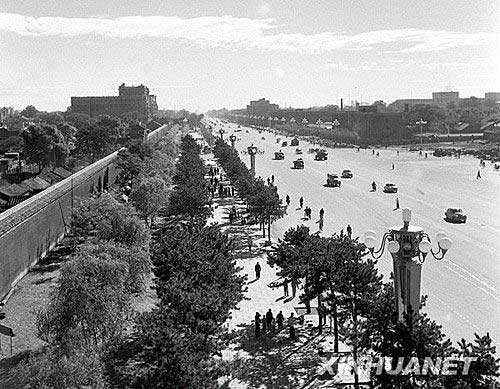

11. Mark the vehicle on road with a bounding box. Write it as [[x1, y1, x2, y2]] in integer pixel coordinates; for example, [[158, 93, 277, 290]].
[[409, 147, 420, 152], [445, 208, 467, 223], [315, 149, 328, 161], [341, 169, 353, 178], [261, 136, 266, 140], [282, 141, 288, 147], [383, 183, 398, 193], [291, 138, 299, 146], [274, 151, 285, 160], [325, 174, 341, 187], [293, 158, 304, 169], [296, 148, 303, 154]]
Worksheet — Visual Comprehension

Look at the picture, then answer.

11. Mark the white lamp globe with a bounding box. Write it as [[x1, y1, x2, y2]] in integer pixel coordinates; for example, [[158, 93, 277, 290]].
[[364, 230, 377, 240], [364, 236, 377, 249], [436, 231, 447, 241], [419, 239, 431, 253], [387, 240, 400, 254], [438, 237, 452, 251]]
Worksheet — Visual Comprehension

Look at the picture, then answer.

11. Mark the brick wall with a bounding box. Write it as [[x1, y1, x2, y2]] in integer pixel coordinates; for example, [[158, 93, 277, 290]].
[[0, 124, 171, 301]]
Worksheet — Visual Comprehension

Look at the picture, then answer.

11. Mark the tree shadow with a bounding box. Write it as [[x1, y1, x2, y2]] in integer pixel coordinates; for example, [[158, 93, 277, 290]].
[[227, 323, 322, 388]]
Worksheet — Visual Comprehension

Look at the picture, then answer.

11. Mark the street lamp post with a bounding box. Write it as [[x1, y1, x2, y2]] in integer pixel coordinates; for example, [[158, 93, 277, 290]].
[[247, 144, 258, 176], [229, 134, 237, 149], [416, 118, 427, 149], [364, 208, 452, 321], [268, 116, 273, 129], [290, 117, 296, 136]]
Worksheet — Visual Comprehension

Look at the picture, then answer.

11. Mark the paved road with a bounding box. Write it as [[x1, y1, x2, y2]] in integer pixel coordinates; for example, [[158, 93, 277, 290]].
[[220, 121, 500, 346]]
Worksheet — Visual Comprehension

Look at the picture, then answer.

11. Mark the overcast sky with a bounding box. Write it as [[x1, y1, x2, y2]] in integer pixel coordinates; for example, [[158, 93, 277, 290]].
[[1, 0, 499, 112]]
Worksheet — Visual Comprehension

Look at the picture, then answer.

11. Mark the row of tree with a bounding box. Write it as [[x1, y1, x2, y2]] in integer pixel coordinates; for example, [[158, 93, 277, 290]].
[[213, 138, 284, 240], [105, 132, 246, 387], [269, 225, 499, 387], [11, 129, 180, 387]]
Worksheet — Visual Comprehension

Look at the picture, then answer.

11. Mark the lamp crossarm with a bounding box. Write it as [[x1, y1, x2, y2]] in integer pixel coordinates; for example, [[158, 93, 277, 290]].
[[371, 232, 391, 259], [430, 248, 445, 260]]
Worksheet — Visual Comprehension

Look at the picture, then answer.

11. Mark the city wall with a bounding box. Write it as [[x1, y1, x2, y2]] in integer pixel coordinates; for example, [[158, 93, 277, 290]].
[[0, 124, 171, 301]]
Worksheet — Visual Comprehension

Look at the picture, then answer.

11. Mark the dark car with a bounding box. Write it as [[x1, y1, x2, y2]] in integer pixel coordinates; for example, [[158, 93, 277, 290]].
[[445, 208, 467, 223], [383, 183, 398, 193], [293, 158, 304, 169]]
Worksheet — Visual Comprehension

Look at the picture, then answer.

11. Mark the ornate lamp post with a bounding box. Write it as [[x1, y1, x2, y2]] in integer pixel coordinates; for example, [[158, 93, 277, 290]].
[[274, 117, 279, 131], [416, 118, 427, 148], [301, 118, 308, 130], [290, 117, 296, 135], [229, 134, 237, 148], [332, 118, 340, 129], [316, 118, 323, 127], [268, 116, 273, 129], [364, 208, 452, 321], [247, 144, 258, 176], [219, 128, 225, 140]]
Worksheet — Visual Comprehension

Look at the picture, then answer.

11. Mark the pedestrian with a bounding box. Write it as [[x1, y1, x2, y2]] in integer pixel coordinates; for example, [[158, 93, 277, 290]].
[[392, 163, 394, 170], [261, 314, 267, 333], [319, 208, 324, 220], [247, 235, 253, 253], [346, 224, 352, 238], [271, 174, 275, 183], [319, 218, 324, 231], [299, 196, 304, 208], [477, 170, 481, 179], [229, 210, 234, 224], [283, 279, 289, 296], [255, 312, 261, 337], [291, 279, 297, 297], [271, 317, 276, 333], [397, 150, 400, 156], [396, 197, 400, 209], [376, 152, 380, 157], [276, 311, 284, 331], [286, 195, 290, 206], [255, 262, 261, 279], [425, 153, 428, 158], [288, 313, 296, 339], [266, 309, 273, 330], [372, 149, 375, 155]]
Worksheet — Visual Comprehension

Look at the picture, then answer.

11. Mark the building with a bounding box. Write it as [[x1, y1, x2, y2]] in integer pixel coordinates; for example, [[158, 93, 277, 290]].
[[432, 91, 459, 107], [485, 92, 500, 102], [0, 107, 14, 124], [246, 98, 279, 116], [71, 83, 158, 121], [389, 91, 460, 111]]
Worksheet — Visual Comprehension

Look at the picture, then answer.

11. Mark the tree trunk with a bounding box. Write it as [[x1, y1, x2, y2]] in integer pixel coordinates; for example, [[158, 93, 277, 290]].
[[317, 294, 323, 334], [267, 214, 271, 243], [332, 297, 339, 353]]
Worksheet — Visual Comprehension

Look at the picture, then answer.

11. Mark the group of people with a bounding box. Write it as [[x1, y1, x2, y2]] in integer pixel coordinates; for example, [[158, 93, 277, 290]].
[[254, 310, 297, 339]]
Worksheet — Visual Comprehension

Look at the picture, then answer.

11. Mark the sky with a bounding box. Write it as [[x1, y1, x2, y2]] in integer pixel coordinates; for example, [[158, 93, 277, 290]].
[[1, 0, 499, 112]]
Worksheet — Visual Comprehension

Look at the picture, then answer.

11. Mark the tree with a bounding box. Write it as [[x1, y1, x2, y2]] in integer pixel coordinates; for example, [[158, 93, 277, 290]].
[[0, 135, 23, 154], [64, 112, 91, 129], [247, 178, 284, 240], [71, 193, 149, 247], [73, 123, 113, 160], [130, 176, 169, 227], [37, 253, 129, 351], [20, 105, 39, 118], [22, 124, 69, 171], [39, 112, 64, 126]]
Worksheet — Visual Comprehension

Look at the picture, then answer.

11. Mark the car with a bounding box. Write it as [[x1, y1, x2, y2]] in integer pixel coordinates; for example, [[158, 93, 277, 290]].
[[296, 148, 303, 154], [261, 136, 266, 140], [293, 158, 304, 169], [282, 141, 288, 147], [315, 150, 328, 161], [341, 169, 353, 178], [445, 208, 467, 223], [291, 138, 299, 146], [274, 151, 285, 160], [383, 183, 398, 193], [325, 174, 341, 187]]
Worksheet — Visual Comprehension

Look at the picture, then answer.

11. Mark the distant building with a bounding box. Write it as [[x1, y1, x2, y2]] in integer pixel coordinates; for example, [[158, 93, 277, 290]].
[[0, 107, 14, 124], [246, 98, 279, 116], [432, 91, 459, 106], [485, 92, 500, 102], [389, 91, 460, 111], [71, 83, 158, 121]]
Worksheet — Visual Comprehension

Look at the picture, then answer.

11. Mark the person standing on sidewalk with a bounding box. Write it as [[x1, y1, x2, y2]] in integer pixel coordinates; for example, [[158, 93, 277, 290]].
[[266, 309, 274, 331], [255, 262, 261, 279], [247, 234, 253, 253], [286, 195, 290, 206], [283, 279, 289, 297], [254, 312, 261, 338], [299, 196, 304, 208], [291, 278, 297, 297], [346, 224, 352, 238], [276, 311, 284, 331], [319, 208, 324, 220], [395, 197, 400, 209], [288, 313, 296, 339]]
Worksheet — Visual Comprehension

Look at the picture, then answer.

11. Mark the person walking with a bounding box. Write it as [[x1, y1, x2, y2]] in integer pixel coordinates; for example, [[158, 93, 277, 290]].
[[286, 195, 290, 206], [318, 218, 324, 231], [346, 224, 352, 238], [247, 234, 253, 253], [299, 196, 304, 208], [395, 197, 400, 209], [288, 313, 296, 339], [271, 175, 275, 183], [283, 279, 289, 297], [319, 208, 324, 220], [255, 262, 261, 279], [271, 317, 276, 333], [291, 279, 297, 297], [266, 309, 273, 331], [276, 311, 284, 331], [255, 312, 261, 338], [261, 314, 267, 333], [477, 170, 481, 179], [392, 163, 395, 170]]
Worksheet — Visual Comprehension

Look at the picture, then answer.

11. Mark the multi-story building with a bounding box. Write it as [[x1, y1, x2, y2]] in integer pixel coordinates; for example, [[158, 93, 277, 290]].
[[432, 91, 459, 106], [71, 83, 158, 121], [485, 92, 500, 102], [0, 107, 14, 124], [246, 98, 279, 116]]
